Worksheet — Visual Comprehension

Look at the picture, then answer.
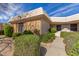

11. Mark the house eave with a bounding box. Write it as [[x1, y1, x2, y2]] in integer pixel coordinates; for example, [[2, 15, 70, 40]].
[[51, 20, 79, 24], [9, 14, 51, 24]]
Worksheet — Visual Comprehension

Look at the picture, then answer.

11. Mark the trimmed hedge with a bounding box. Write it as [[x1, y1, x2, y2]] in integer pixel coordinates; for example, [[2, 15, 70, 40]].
[[4, 24, 13, 37], [40, 33, 55, 43], [61, 32, 79, 56], [14, 34, 40, 56]]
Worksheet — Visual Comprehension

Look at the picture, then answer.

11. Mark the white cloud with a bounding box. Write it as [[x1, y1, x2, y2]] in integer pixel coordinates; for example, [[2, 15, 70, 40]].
[[0, 3, 23, 16], [8, 4, 22, 11], [0, 15, 9, 23], [46, 4, 61, 12], [0, 16, 3, 19], [49, 4, 79, 16], [0, 15, 8, 19], [0, 3, 23, 22]]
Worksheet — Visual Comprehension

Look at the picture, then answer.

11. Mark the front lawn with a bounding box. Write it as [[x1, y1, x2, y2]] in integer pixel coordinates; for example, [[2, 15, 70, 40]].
[[61, 32, 79, 56]]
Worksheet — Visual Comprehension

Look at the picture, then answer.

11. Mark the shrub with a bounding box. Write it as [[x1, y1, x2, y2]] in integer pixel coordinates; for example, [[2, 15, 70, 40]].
[[4, 24, 13, 37], [50, 28, 57, 33], [0, 30, 4, 35], [23, 30, 33, 34], [41, 33, 55, 43], [14, 34, 40, 56], [61, 32, 79, 56]]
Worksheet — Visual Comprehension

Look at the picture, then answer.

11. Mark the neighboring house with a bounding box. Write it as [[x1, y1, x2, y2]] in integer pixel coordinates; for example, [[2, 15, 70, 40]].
[[9, 7, 79, 34], [0, 23, 3, 31]]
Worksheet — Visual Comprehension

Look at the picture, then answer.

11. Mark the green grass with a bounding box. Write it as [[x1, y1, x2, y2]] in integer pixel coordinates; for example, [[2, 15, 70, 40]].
[[61, 32, 79, 56], [14, 34, 40, 56]]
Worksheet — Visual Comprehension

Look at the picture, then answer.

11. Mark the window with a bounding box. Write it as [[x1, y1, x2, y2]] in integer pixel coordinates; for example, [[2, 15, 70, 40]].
[[70, 24, 77, 31]]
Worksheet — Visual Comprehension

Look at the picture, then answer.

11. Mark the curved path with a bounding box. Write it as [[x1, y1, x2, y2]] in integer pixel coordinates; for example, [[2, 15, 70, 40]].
[[41, 31, 67, 56]]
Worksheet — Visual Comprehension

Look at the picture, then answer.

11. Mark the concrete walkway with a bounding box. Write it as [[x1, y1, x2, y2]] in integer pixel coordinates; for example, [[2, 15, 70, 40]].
[[41, 31, 67, 56]]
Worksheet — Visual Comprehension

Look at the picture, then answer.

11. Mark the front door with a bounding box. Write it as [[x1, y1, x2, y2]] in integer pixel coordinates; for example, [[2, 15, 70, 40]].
[[18, 23, 24, 33], [70, 24, 77, 31], [57, 25, 61, 31]]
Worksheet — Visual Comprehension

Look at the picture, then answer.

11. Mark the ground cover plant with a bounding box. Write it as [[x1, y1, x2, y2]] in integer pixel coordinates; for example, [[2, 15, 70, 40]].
[[61, 32, 79, 56]]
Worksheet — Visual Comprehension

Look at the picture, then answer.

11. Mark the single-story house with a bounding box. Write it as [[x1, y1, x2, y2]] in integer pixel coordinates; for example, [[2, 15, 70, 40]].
[[9, 7, 79, 34]]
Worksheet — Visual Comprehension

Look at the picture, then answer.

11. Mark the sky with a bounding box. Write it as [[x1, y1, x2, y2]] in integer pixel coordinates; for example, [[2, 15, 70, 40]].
[[0, 3, 79, 23]]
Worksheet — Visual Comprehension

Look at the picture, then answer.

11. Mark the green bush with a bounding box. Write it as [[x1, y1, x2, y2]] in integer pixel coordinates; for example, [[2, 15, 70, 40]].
[[50, 28, 57, 33], [14, 34, 40, 56], [23, 30, 33, 34], [41, 33, 55, 43], [0, 30, 4, 35], [61, 32, 79, 56], [4, 24, 13, 37]]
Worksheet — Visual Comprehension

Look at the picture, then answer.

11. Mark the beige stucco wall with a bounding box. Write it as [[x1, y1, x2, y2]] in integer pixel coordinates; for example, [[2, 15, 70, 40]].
[[24, 20, 41, 33], [40, 19, 50, 34], [23, 18, 50, 34], [12, 23, 18, 33], [11, 18, 50, 34]]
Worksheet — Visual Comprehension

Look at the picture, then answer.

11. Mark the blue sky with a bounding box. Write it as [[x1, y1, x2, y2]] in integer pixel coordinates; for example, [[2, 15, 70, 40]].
[[0, 3, 79, 23]]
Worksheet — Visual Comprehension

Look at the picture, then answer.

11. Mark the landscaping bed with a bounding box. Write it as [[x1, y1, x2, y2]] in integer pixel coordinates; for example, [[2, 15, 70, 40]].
[[61, 32, 79, 56]]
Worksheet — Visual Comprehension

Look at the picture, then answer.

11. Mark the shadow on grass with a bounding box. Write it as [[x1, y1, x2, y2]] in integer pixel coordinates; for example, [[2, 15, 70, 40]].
[[40, 46, 47, 56]]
